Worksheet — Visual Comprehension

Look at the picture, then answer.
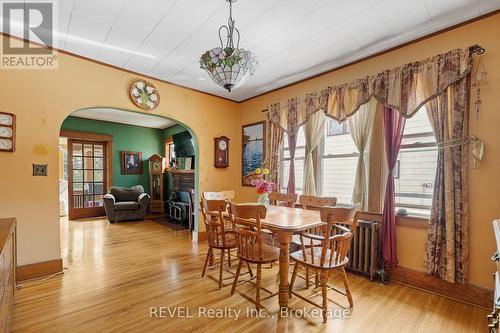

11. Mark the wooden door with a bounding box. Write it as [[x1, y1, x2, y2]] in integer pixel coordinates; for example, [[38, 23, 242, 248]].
[[68, 139, 108, 219]]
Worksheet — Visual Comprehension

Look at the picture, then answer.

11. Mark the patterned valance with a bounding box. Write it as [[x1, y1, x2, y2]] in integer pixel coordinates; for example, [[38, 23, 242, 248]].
[[267, 47, 473, 133]]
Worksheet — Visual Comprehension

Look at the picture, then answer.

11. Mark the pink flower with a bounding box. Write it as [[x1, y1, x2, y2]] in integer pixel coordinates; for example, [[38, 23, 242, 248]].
[[251, 177, 276, 195]]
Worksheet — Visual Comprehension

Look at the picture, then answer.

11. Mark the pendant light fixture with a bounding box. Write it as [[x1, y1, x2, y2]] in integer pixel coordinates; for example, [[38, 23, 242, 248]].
[[199, 0, 257, 93]]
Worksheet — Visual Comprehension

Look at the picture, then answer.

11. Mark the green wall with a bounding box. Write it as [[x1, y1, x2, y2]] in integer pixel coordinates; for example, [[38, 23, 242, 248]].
[[162, 124, 187, 145], [61, 116, 164, 194]]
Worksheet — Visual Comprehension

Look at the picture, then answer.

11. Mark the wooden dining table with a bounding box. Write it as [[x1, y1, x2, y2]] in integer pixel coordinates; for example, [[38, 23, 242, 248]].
[[257, 205, 324, 308]]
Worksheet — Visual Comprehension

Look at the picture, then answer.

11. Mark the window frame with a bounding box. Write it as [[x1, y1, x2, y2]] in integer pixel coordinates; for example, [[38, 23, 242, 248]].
[[277, 113, 437, 217], [395, 130, 437, 213]]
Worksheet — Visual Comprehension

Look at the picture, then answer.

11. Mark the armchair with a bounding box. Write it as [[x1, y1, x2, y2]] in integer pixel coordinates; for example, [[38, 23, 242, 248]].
[[103, 185, 150, 223]]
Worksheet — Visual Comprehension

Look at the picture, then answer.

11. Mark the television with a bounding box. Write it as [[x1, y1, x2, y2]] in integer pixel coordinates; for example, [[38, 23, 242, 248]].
[[172, 131, 195, 157]]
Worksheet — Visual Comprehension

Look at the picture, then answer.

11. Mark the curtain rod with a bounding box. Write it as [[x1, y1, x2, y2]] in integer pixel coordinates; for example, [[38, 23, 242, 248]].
[[261, 44, 485, 113]]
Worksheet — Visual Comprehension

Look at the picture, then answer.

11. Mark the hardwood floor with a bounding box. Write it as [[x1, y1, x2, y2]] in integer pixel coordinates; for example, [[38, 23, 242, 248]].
[[13, 217, 488, 332]]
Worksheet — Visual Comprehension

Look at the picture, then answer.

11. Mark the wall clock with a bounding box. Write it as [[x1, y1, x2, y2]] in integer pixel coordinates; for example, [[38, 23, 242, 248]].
[[0, 112, 15, 152], [129, 80, 160, 110], [214, 136, 229, 168]]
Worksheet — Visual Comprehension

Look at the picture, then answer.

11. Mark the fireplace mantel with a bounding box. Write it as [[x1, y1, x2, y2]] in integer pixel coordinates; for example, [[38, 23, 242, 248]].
[[167, 169, 194, 192], [167, 169, 194, 175]]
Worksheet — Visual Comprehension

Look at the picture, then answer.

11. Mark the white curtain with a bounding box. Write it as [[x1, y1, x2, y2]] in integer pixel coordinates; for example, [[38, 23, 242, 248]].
[[303, 110, 326, 195], [348, 98, 377, 209]]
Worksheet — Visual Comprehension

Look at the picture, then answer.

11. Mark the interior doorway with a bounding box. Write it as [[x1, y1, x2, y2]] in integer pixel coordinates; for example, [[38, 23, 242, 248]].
[[58, 107, 200, 232], [67, 139, 109, 219]]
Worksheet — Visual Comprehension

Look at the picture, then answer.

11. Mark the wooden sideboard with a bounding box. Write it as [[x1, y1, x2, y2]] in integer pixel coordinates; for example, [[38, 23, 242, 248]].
[[0, 218, 16, 333]]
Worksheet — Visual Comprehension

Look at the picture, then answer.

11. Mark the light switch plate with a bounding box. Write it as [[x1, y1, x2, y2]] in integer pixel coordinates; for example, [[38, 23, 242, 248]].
[[33, 164, 48, 176]]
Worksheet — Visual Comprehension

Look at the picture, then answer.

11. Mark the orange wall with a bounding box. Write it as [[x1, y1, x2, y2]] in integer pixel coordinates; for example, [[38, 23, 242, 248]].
[[237, 14, 500, 289], [0, 37, 240, 267]]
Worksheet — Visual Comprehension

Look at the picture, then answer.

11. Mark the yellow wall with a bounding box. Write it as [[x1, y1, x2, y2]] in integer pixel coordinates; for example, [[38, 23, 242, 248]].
[[237, 14, 500, 289], [0, 37, 241, 267]]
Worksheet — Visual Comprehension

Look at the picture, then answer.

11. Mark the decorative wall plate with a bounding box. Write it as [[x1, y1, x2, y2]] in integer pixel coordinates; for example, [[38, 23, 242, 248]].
[[129, 80, 160, 110]]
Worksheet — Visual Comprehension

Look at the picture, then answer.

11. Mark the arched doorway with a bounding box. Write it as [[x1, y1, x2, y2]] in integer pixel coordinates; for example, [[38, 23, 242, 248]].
[[58, 107, 200, 232]]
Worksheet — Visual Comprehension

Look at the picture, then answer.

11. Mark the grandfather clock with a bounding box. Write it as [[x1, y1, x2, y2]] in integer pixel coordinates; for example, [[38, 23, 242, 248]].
[[149, 154, 167, 214]]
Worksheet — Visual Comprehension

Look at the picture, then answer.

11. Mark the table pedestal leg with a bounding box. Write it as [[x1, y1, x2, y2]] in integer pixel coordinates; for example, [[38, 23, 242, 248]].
[[277, 232, 292, 309]]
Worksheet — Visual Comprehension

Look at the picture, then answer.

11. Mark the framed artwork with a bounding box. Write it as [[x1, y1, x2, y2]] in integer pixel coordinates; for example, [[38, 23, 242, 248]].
[[241, 121, 266, 186], [184, 157, 192, 170], [129, 80, 160, 110], [120, 151, 143, 174]]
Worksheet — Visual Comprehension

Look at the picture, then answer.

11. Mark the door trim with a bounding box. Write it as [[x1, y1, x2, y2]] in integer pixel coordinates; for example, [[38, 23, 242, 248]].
[[60, 130, 113, 191], [61, 130, 113, 219]]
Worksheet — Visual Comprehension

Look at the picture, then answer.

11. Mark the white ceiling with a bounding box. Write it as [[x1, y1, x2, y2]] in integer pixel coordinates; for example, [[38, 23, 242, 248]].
[[4, 0, 500, 101], [71, 108, 176, 129]]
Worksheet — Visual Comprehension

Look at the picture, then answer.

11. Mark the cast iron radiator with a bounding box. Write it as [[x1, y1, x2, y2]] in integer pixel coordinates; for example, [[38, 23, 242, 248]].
[[342, 220, 380, 280]]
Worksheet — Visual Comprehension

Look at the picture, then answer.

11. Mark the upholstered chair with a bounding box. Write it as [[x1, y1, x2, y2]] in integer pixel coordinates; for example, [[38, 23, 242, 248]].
[[103, 185, 150, 223]]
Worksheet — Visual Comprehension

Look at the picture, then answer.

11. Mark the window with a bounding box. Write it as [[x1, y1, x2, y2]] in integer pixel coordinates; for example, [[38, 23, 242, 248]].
[[279, 119, 358, 203], [395, 109, 437, 216], [320, 119, 358, 204], [165, 138, 175, 166], [278, 109, 437, 216], [169, 143, 176, 162], [326, 118, 349, 136]]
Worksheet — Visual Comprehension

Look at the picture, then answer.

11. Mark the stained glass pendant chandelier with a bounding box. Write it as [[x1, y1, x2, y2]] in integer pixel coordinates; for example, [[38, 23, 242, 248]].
[[200, 0, 257, 93]]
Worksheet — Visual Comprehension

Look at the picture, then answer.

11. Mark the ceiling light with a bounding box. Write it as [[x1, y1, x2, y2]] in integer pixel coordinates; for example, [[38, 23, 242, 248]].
[[199, 0, 257, 92]]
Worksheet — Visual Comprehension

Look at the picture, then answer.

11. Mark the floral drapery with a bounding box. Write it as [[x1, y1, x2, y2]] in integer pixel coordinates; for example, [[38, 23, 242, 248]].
[[266, 47, 473, 130], [268, 103, 285, 188], [425, 75, 470, 284], [265, 46, 474, 282]]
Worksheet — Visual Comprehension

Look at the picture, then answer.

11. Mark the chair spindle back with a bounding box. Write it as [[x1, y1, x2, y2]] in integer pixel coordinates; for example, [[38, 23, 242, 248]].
[[228, 203, 267, 262]]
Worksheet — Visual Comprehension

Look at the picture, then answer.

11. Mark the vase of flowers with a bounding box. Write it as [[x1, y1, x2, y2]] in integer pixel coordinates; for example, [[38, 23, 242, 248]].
[[251, 168, 276, 208]]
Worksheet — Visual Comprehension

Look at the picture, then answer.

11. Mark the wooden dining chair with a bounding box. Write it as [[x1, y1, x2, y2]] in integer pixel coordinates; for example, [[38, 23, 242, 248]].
[[289, 206, 359, 323], [202, 190, 235, 201], [200, 199, 240, 290], [292, 195, 338, 286], [268, 192, 298, 207], [228, 203, 279, 310], [312, 205, 360, 287]]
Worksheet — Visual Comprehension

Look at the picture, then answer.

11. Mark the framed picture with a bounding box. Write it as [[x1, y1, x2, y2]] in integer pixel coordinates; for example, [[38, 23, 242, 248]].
[[184, 157, 192, 170], [177, 157, 186, 170], [120, 151, 143, 174], [241, 121, 266, 186]]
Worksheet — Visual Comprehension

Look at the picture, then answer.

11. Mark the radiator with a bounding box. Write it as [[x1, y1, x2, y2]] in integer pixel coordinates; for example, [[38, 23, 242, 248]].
[[343, 220, 380, 280]]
